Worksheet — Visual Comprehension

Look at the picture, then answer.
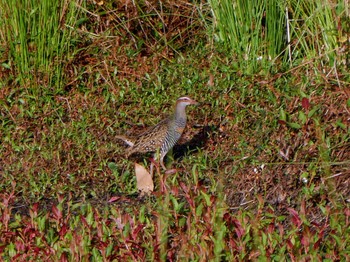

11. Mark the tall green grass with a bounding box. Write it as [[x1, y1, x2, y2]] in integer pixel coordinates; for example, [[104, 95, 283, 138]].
[[287, 0, 339, 67], [208, 0, 286, 73], [209, 0, 343, 73], [0, 0, 82, 89]]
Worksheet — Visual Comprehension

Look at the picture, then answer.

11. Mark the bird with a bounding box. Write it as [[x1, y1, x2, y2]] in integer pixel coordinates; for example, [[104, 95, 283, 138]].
[[116, 96, 198, 173]]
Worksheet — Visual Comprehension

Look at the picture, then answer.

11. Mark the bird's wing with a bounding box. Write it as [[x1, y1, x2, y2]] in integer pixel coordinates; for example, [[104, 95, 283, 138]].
[[128, 117, 170, 155]]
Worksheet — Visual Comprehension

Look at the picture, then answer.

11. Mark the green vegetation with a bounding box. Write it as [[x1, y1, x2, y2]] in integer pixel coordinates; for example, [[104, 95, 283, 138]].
[[209, 0, 342, 72], [0, 0, 349, 260]]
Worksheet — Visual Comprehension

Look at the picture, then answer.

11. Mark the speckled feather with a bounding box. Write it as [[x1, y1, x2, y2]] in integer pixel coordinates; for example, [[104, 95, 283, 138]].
[[116, 96, 197, 170], [125, 117, 171, 156]]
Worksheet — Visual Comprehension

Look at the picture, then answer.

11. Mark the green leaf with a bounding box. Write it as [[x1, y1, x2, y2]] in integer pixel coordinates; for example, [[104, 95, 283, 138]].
[[308, 106, 318, 118], [8, 242, 16, 257], [1, 62, 11, 69], [336, 119, 346, 130], [200, 191, 212, 207], [38, 216, 47, 231], [299, 111, 307, 124], [92, 247, 103, 261], [86, 210, 94, 226], [279, 108, 287, 121], [108, 162, 118, 172], [179, 217, 186, 227], [287, 122, 301, 129], [106, 243, 114, 257], [139, 205, 146, 223], [196, 203, 204, 216], [170, 195, 179, 212]]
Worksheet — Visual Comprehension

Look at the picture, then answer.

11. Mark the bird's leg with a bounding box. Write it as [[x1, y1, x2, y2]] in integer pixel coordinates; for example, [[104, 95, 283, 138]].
[[161, 149, 178, 174], [149, 153, 160, 176], [160, 154, 167, 170], [150, 149, 167, 175], [150, 161, 154, 177]]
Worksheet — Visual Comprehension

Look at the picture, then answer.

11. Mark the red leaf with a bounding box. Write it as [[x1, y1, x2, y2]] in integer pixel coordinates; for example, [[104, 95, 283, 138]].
[[180, 182, 188, 193], [108, 196, 120, 203], [170, 186, 179, 196], [80, 215, 89, 228], [59, 224, 68, 239], [288, 208, 302, 228], [301, 234, 309, 247], [286, 239, 294, 249], [223, 213, 231, 223], [278, 223, 284, 238], [51, 205, 62, 221], [15, 240, 25, 252], [60, 252, 68, 262], [228, 238, 237, 250], [97, 241, 108, 249], [314, 238, 322, 250], [132, 224, 145, 240], [233, 219, 245, 238], [32, 203, 39, 213], [302, 97, 310, 110], [278, 119, 286, 125], [267, 223, 274, 234], [185, 195, 195, 209]]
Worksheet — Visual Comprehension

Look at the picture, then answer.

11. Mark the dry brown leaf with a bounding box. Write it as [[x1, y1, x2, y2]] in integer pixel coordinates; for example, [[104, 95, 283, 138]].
[[207, 74, 214, 87], [135, 162, 154, 196]]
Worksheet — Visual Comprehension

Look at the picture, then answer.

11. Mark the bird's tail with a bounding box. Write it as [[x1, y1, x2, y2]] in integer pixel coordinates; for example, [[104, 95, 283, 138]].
[[116, 135, 135, 147]]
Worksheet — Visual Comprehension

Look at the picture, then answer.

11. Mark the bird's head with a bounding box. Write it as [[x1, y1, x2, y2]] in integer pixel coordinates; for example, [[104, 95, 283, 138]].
[[176, 96, 198, 107]]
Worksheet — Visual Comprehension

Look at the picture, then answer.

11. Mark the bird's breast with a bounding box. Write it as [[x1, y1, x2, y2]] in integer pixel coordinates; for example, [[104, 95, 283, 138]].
[[176, 126, 185, 134]]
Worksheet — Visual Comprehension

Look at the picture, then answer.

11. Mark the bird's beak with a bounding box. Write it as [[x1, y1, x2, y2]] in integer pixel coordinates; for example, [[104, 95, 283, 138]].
[[191, 99, 199, 105]]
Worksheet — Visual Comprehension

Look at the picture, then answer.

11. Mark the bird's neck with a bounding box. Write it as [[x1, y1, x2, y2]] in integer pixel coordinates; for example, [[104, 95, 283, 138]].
[[174, 103, 187, 122]]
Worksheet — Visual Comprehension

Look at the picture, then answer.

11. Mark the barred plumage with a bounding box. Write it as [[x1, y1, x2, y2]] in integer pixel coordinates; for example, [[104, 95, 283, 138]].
[[116, 96, 198, 172]]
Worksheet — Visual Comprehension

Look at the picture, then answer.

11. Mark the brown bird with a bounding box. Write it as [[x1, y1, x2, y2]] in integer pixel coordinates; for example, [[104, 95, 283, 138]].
[[116, 96, 198, 173]]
